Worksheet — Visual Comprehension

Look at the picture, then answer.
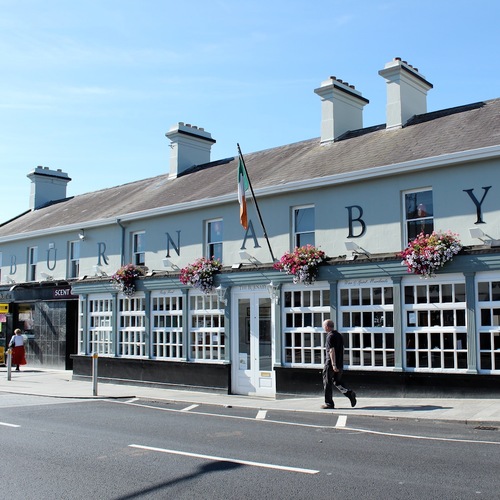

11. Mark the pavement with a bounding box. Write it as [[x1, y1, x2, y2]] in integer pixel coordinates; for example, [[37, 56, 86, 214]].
[[1, 368, 500, 426]]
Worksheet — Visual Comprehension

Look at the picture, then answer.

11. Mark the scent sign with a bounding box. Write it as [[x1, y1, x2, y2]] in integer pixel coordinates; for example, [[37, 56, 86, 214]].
[[0, 304, 9, 314]]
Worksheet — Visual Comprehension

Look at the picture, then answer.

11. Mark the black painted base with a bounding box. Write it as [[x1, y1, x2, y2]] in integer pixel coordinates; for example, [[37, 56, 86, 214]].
[[72, 357, 500, 398], [275, 367, 500, 399], [72, 356, 231, 393]]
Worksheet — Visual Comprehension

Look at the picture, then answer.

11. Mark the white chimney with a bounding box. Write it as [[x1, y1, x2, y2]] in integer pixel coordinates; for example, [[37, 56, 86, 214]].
[[314, 76, 369, 143], [27, 166, 71, 210], [378, 58, 433, 130], [165, 123, 216, 178]]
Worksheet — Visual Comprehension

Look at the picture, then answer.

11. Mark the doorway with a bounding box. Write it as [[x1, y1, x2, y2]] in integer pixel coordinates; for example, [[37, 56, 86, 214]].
[[232, 290, 275, 396]]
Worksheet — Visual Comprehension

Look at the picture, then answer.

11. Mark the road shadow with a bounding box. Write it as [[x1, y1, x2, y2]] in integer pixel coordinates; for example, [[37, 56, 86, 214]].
[[114, 460, 243, 500], [359, 405, 451, 412]]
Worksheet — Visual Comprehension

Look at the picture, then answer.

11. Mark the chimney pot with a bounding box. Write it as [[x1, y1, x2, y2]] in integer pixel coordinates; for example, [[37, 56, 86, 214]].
[[379, 58, 433, 129], [27, 166, 71, 210], [314, 75, 369, 143], [166, 123, 216, 178]]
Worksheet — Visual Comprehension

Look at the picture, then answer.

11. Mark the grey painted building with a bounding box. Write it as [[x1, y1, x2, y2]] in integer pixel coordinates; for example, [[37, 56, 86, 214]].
[[1, 58, 499, 396]]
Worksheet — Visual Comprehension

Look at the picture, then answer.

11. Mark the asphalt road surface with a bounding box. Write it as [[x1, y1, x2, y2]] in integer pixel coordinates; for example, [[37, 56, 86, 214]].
[[0, 393, 499, 499]]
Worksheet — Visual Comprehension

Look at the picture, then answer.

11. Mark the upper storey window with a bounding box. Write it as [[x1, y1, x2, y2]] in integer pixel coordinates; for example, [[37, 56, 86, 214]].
[[69, 241, 80, 279], [207, 219, 223, 262], [28, 246, 38, 281], [133, 232, 145, 266], [294, 206, 315, 247], [404, 190, 433, 242]]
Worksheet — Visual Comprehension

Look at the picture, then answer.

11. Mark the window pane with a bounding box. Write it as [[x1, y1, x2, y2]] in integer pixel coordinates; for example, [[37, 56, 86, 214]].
[[477, 282, 490, 302], [295, 207, 314, 232], [294, 207, 315, 247], [492, 282, 500, 302]]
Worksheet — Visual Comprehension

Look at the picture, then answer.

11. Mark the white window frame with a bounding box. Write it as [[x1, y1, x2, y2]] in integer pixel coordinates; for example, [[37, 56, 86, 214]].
[[188, 292, 225, 362], [88, 294, 114, 356], [339, 279, 395, 370], [132, 231, 145, 266], [475, 272, 500, 373], [206, 219, 223, 262], [403, 188, 434, 243], [117, 293, 146, 357], [282, 283, 330, 367], [293, 205, 315, 248], [403, 275, 467, 372], [69, 240, 80, 279], [28, 246, 38, 281], [151, 291, 184, 359]]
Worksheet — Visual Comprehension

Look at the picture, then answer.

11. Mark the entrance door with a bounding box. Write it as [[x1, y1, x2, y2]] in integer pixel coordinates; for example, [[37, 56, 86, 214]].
[[232, 291, 275, 396]]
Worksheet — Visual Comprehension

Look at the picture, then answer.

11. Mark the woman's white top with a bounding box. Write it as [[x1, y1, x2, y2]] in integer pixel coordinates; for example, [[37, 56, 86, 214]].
[[11, 335, 24, 347]]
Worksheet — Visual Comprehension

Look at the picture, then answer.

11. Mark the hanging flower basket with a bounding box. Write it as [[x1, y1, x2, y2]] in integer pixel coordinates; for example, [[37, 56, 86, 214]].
[[179, 257, 222, 294], [110, 264, 144, 296], [273, 244, 326, 285], [399, 230, 462, 278]]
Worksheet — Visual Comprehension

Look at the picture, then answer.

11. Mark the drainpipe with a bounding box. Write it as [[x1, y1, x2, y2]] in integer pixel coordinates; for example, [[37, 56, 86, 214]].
[[116, 219, 126, 266]]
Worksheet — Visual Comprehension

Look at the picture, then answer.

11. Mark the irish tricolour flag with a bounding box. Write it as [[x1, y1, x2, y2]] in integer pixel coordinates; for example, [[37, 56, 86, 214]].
[[237, 156, 249, 230]]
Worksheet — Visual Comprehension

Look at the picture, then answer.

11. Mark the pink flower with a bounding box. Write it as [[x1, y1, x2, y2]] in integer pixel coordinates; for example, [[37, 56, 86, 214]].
[[274, 245, 326, 284], [399, 231, 462, 278]]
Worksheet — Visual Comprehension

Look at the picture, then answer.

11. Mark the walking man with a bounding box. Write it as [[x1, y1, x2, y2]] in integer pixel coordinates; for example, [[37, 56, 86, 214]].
[[322, 319, 356, 409]]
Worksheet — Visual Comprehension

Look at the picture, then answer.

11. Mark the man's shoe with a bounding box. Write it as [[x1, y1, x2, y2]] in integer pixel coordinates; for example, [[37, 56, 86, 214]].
[[321, 403, 335, 409], [347, 391, 357, 407]]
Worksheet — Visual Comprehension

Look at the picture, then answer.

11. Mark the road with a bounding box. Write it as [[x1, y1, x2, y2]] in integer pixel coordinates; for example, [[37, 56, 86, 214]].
[[0, 392, 499, 499]]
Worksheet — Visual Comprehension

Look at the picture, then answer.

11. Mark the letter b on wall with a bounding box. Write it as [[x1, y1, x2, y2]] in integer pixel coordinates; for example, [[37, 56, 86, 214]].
[[346, 205, 366, 238]]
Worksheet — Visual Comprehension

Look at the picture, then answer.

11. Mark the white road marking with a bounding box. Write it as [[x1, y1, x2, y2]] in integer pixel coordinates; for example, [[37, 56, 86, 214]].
[[181, 404, 199, 412], [0, 422, 20, 428], [110, 400, 500, 446], [335, 415, 347, 428], [345, 426, 500, 445], [129, 444, 319, 474], [256, 410, 267, 420]]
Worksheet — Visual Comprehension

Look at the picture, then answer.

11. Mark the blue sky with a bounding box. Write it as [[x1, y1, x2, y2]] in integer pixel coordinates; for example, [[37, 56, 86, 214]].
[[1, 0, 499, 223]]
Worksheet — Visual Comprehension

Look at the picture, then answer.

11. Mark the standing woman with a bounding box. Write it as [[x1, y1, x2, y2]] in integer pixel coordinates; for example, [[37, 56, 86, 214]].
[[9, 328, 27, 371]]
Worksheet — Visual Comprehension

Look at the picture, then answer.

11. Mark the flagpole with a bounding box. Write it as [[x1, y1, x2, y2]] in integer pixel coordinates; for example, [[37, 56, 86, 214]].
[[237, 143, 276, 262]]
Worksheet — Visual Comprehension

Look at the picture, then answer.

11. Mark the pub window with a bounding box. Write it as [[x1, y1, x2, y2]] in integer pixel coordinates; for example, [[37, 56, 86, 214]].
[[151, 292, 184, 359], [293, 206, 315, 247], [206, 219, 223, 262], [404, 189, 433, 242], [118, 294, 146, 357], [339, 281, 395, 370], [189, 292, 226, 361], [132, 231, 145, 266], [476, 276, 500, 373], [404, 278, 467, 371], [282, 285, 330, 366], [88, 294, 114, 355]]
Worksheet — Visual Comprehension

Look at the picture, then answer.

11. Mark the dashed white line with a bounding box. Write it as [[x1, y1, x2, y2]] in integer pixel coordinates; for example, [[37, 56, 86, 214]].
[[0, 422, 20, 428], [181, 404, 199, 412], [335, 415, 347, 428], [256, 410, 267, 420], [129, 444, 319, 474], [110, 400, 500, 445]]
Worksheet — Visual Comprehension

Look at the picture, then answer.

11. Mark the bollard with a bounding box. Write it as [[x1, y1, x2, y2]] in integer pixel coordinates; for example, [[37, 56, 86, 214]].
[[7, 348, 12, 381], [92, 352, 98, 396]]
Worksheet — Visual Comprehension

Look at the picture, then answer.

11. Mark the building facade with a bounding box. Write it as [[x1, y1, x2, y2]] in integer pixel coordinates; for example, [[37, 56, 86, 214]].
[[1, 58, 499, 396]]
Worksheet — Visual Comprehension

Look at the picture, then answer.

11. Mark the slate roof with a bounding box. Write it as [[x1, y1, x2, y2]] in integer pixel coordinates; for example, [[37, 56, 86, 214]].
[[1, 98, 499, 238]]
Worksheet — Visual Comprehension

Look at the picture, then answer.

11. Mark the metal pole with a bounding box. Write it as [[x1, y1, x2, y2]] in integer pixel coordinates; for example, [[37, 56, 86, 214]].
[[92, 352, 98, 396], [7, 348, 11, 381]]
